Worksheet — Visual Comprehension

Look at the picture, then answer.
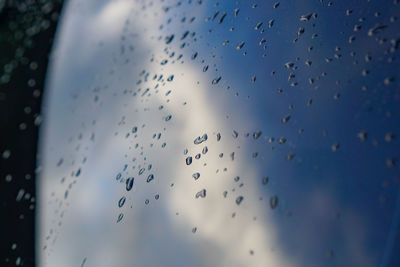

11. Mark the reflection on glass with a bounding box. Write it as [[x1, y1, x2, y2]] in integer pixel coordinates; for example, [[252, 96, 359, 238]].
[[37, 0, 400, 266]]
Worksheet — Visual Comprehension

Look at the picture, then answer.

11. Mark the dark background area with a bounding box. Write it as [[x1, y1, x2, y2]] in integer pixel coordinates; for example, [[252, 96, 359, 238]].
[[0, 0, 62, 266]]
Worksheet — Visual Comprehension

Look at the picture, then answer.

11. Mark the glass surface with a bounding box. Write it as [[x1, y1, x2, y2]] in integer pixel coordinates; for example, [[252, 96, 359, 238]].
[[37, 0, 400, 266]]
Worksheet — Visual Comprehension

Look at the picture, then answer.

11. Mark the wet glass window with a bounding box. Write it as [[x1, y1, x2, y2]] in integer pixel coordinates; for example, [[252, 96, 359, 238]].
[[25, 0, 400, 266]]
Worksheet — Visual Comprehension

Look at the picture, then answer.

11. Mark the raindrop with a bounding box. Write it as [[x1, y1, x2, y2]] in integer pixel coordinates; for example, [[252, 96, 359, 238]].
[[358, 131, 368, 141], [262, 177, 269, 185], [192, 172, 200, 180], [212, 76, 221, 84], [218, 12, 227, 24], [286, 152, 296, 161], [186, 156, 193, 165], [270, 195, 279, 209], [277, 137, 287, 144], [386, 158, 396, 168], [117, 213, 124, 223], [253, 131, 262, 140], [126, 177, 134, 191], [236, 196, 244, 205], [165, 115, 172, 121], [385, 132, 395, 142], [297, 27, 305, 36], [281, 114, 291, 124], [147, 174, 154, 183], [331, 143, 340, 152], [118, 196, 126, 208], [165, 34, 174, 44], [236, 41, 245, 50], [202, 146, 208, 154], [232, 130, 239, 138], [194, 133, 208, 144], [368, 24, 388, 36], [285, 62, 294, 69], [254, 22, 263, 30], [195, 189, 206, 198]]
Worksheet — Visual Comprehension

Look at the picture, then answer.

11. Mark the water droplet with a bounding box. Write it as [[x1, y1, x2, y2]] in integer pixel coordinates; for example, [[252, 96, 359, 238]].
[[192, 227, 197, 233], [262, 177, 269, 185], [270, 195, 278, 209], [165, 115, 172, 121], [192, 172, 200, 180], [234, 176, 240, 182], [165, 34, 174, 44], [277, 137, 287, 144], [286, 152, 296, 161], [186, 156, 193, 165], [386, 158, 396, 168], [217, 133, 221, 141], [253, 131, 262, 140], [368, 23, 388, 36], [331, 143, 340, 152], [126, 177, 134, 191], [195, 153, 201, 159], [281, 114, 291, 124], [147, 174, 154, 183], [236, 41, 245, 50], [132, 126, 138, 133], [194, 133, 208, 144], [236, 196, 244, 205], [218, 12, 227, 24], [202, 146, 208, 154], [268, 19, 274, 28], [232, 130, 239, 138], [117, 213, 124, 223], [357, 131, 368, 141], [212, 76, 221, 84], [385, 132, 395, 142], [118, 196, 126, 208], [195, 189, 206, 198], [254, 22, 263, 30]]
